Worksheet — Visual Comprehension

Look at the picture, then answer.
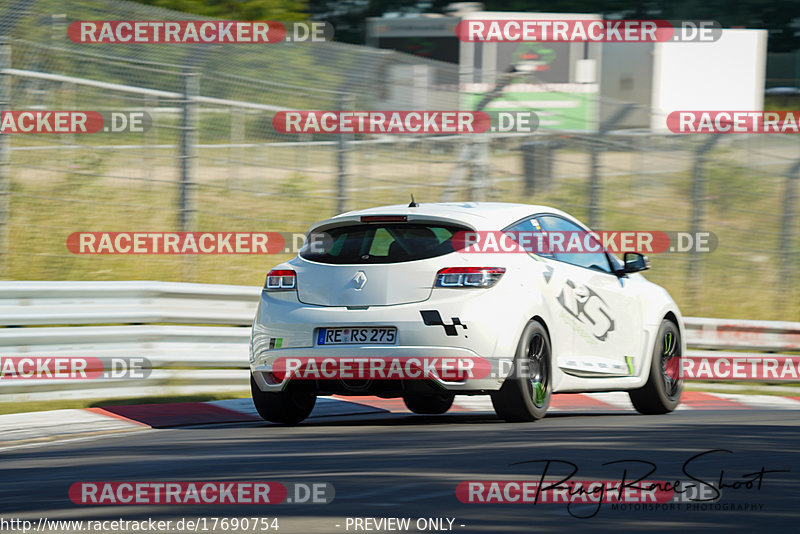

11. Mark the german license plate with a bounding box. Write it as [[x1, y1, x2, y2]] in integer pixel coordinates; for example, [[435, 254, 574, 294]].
[[317, 327, 397, 345]]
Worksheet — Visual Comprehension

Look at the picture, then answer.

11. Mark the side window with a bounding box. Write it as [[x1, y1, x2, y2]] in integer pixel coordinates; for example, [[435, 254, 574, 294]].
[[505, 217, 553, 258], [537, 216, 612, 273]]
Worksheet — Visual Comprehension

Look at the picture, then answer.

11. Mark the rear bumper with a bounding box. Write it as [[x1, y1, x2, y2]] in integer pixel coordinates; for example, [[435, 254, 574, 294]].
[[250, 286, 530, 395]]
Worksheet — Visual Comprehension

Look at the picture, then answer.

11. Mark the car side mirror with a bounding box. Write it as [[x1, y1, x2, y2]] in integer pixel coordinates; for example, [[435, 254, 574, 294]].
[[623, 252, 650, 274]]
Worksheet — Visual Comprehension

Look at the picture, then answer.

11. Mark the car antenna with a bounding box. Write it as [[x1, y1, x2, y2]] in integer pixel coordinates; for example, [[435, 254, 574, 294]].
[[408, 194, 419, 208]]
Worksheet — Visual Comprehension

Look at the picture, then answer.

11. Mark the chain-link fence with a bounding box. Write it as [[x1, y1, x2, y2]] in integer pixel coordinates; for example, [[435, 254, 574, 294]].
[[0, 0, 798, 322]]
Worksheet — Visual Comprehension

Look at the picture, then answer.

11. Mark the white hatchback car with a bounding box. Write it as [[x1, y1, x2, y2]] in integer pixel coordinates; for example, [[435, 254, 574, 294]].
[[250, 202, 684, 424]]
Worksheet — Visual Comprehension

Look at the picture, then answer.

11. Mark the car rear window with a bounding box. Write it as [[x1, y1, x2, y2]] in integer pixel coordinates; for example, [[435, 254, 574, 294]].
[[300, 223, 464, 264]]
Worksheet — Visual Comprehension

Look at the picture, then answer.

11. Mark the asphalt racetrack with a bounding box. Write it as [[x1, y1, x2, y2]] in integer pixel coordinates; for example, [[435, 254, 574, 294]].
[[2, 406, 799, 533]]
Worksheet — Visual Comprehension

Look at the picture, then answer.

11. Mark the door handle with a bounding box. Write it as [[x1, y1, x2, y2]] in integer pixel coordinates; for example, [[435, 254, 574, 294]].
[[574, 286, 590, 298]]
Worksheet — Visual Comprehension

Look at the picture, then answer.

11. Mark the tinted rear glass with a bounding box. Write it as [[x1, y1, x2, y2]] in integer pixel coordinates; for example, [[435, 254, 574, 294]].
[[300, 223, 464, 264]]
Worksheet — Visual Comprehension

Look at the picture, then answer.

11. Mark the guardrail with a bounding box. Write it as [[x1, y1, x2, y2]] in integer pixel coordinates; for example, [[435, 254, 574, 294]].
[[0, 281, 798, 402], [683, 317, 800, 352]]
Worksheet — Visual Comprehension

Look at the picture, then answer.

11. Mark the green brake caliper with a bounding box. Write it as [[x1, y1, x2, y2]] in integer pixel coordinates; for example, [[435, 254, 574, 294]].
[[663, 331, 677, 388], [532, 381, 545, 406], [664, 332, 674, 355]]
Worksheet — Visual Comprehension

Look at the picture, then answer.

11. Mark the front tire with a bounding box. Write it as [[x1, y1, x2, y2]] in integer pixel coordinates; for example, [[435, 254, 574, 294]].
[[250, 374, 316, 425], [629, 319, 683, 414], [491, 320, 552, 422], [403, 393, 454, 414]]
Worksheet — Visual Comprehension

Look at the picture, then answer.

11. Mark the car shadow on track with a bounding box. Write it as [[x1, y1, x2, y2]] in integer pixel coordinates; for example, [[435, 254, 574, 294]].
[[181, 410, 641, 430]]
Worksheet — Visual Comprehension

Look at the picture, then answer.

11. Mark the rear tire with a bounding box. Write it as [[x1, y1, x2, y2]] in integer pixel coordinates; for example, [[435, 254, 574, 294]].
[[629, 319, 683, 414], [250, 374, 316, 425], [402, 393, 454, 414], [491, 320, 552, 422]]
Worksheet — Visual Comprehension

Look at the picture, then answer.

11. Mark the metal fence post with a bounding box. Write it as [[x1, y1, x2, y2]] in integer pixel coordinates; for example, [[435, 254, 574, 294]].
[[687, 135, 720, 307], [144, 94, 157, 183], [0, 38, 10, 279], [178, 68, 198, 281], [470, 136, 489, 201], [179, 67, 198, 234], [229, 106, 244, 188], [588, 136, 602, 229], [336, 94, 352, 214], [779, 159, 800, 311], [588, 103, 635, 230]]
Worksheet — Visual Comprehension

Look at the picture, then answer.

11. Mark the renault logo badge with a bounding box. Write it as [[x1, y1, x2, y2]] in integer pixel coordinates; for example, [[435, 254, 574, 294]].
[[353, 271, 367, 290]]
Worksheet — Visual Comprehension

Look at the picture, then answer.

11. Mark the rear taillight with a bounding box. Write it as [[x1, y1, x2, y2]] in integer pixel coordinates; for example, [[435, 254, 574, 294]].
[[435, 267, 505, 288], [264, 269, 297, 291]]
